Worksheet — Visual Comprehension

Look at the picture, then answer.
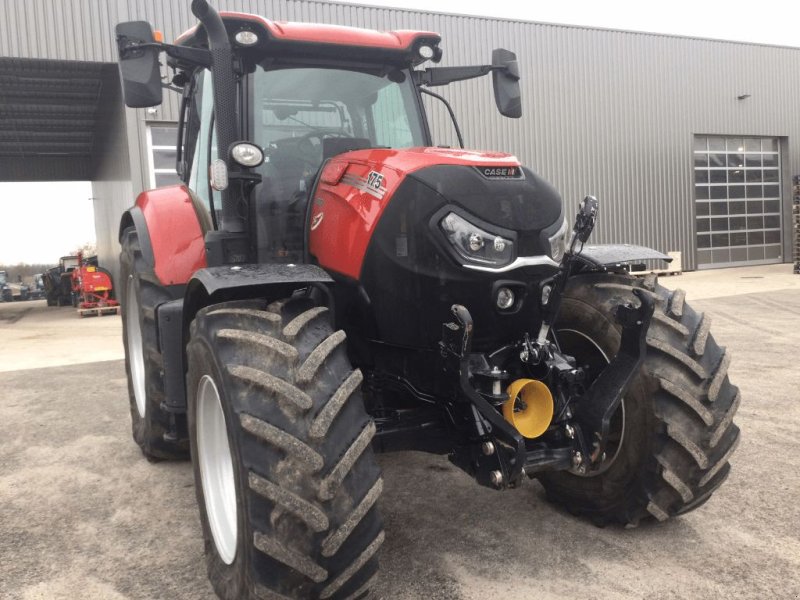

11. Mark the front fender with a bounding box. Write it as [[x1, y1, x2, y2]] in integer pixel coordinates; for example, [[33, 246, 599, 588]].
[[183, 263, 333, 331], [159, 263, 334, 413], [189, 263, 332, 297], [574, 244, 672, 271]]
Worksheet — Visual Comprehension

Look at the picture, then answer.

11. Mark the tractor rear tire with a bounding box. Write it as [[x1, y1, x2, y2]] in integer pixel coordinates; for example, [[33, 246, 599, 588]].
[[186, 296, 384, 600], [120, 226, 188, 460], [540, 272, 741, 526]]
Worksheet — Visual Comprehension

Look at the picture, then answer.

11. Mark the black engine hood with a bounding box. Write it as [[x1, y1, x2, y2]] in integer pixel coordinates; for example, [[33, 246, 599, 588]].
[[407, 164, 563, 236]]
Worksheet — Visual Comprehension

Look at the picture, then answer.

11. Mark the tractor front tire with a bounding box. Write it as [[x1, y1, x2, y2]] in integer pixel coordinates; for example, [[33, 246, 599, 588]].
[[187, 297, 384, 600], [120, 226, 188, 460], [540, 272, 741, 526]]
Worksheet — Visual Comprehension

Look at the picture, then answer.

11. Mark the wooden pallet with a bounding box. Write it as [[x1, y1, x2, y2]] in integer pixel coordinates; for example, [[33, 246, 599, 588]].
[[78, 306, 120, 317], [632, 268, 683, 277], [630, 251, 683, 277]]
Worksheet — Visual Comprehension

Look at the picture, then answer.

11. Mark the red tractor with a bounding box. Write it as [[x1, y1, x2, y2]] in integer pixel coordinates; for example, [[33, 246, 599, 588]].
[[115, 3, 740, 598]]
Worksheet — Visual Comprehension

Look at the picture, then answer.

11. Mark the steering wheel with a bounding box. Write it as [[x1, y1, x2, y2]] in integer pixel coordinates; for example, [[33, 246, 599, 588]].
[[295, 132, 324, 166], [295, 131, 351, 167]]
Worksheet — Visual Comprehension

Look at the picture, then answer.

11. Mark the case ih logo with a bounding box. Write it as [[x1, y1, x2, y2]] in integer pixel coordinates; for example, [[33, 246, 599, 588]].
[[477, 166, 523, 180]]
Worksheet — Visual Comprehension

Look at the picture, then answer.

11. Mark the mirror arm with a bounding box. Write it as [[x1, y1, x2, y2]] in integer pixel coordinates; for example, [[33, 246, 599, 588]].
[[116, 35, 149, 59], [413, 64, 516, 87], [163, 44, 212, 68], [116, 37, 212, 69]]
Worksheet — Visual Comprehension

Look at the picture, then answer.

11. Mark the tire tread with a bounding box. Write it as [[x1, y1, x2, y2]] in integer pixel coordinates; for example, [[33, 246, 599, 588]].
[[188, 296, 382, 600], [541, 272, 741, 526]]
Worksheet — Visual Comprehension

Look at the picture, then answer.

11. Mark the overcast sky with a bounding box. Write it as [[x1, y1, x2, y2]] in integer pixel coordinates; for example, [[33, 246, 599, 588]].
[[3, 0, 799, 264], [334, 0, 800, 48], [0, 182, 94, 265]]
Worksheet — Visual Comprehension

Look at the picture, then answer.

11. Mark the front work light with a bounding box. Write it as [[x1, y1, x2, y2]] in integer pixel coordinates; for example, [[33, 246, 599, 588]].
[[230, 142, 264, 168], [234, 30, 259, 46], [418, 45, 435, 60], [440, 212, 514, 267]]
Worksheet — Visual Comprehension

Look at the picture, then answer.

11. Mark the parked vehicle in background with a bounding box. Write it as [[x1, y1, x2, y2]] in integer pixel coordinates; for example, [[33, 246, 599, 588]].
[[0, 271, 30, 302], [0, 271, 10, 302], [28, 273, 46, 299], [43, 256, 80, 306]]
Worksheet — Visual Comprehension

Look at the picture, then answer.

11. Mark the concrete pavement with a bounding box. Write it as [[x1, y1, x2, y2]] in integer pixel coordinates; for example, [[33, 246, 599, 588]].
[[1, 267, 799, 599], [0, 300, 123, 373]]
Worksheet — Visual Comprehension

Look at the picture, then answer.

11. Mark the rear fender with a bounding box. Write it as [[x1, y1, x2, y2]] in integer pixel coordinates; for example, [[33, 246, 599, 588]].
[[119, 206, 154, 268], [118, 185, 207, 286], [158, 264, 334, 412]]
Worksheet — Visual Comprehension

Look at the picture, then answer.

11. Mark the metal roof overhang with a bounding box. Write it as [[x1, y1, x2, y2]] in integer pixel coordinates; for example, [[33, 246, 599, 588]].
[[0, 57, 114, 181]]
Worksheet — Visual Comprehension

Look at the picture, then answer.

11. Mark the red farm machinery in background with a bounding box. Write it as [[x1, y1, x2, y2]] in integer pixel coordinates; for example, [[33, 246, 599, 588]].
[[70, 253, 120, 317]]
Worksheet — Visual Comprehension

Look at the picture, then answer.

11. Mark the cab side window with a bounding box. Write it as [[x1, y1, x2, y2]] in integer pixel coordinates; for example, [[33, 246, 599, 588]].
[[372, 83, 417, 148], [187, 70, 216, 216]]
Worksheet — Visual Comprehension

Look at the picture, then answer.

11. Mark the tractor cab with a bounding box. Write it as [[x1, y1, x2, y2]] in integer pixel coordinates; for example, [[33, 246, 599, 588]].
[[117, 12, 521, 265], [60, 255, 79, 272], [173, 20, 436, 260]]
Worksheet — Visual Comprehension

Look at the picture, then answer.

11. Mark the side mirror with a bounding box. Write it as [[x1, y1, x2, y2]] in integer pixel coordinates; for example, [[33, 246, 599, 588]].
[[116, 21, 162, 108], [491, 48, 522, 118]]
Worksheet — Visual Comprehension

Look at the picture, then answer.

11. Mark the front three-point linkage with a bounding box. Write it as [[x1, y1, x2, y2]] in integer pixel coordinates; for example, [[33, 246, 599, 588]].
[[439, 305, 527, 490]]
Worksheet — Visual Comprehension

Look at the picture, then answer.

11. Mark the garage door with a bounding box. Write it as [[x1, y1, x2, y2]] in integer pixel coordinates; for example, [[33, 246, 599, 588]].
[[694, 135, 783, 268]]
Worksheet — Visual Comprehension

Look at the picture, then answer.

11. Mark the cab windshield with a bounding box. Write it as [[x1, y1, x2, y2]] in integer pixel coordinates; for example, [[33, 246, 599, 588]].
[[62, 257, 79, 270], [250, 66, 426, 260]]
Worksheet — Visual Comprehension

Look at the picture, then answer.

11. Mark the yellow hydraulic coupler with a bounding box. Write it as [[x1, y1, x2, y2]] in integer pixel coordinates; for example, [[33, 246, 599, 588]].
[[502, 378, 554, 439]]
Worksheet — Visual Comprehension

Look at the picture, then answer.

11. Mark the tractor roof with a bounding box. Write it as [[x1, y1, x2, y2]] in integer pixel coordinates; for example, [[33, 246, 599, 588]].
[[175, 11, 441, 67]]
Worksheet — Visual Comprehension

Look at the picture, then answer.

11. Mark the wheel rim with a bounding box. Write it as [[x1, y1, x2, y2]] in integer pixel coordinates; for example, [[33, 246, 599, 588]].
[[196, 374, 238, 565], [556, 328, 626, 477], [126, 278, 146, 419]]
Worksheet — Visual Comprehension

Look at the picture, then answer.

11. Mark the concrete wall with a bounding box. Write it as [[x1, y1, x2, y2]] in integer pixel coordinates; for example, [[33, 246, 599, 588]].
[[90, 65, 132, 283]]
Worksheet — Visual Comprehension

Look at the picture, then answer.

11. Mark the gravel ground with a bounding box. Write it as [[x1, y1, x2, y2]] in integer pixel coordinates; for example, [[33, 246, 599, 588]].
[[1, 266, 799, 600]]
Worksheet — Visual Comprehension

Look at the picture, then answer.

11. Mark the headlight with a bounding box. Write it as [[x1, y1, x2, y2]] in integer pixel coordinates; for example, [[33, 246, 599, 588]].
[[440, 212, 514, 267], [547, 218, 569, 263]]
